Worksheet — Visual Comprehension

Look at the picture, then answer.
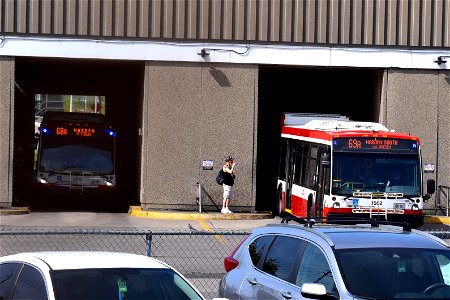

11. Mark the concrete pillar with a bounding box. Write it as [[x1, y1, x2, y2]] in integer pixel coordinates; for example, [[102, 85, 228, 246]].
[[0, 57, 14, 208], [380, 69, 450, 213], [140, 62, 258, 212]]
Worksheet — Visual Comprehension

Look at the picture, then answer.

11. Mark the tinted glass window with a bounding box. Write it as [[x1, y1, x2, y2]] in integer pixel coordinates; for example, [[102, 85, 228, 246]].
[[278, 140, 287, 180], [306, 145, 318, 189], [336, 248, 450, 299], [53, 268, 202, 300], [249, 235, 275, 267], [293, 142, 302, 184], [12, 265, 48, 300], [296, 243, 337, 296], [300, 143, 309, 186], [0, 263, 20, 299], [262, 236, 303, 282]]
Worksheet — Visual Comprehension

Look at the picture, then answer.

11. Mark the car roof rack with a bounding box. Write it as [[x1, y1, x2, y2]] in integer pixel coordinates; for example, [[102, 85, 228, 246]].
[[281, 217, 412, 232]]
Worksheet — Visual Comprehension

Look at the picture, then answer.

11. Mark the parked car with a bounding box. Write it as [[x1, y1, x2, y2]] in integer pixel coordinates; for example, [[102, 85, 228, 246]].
[[0, 251, 211, 300], [219, 218, 450, 299]]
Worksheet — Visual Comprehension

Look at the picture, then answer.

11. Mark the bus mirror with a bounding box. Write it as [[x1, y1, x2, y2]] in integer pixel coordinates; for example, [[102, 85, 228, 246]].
[[322, 153, 331, 167], [426, 179, 436, 195]]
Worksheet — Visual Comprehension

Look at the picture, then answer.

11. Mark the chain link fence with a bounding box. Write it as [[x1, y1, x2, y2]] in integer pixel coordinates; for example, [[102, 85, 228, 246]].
[[0, 228, 249, 299], [1, 227, 449, 299]]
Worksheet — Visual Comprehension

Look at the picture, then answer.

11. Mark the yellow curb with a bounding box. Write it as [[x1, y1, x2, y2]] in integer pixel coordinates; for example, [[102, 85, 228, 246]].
[[128, 206, 273, 221], [0, 207, 31, 215], [424, 215, 450, 225]]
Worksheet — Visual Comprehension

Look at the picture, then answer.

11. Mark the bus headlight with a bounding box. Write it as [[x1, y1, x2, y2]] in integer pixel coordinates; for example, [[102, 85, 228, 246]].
[[412, 204, 419, 211], [333, 202, 341, 209], [105, 181, 113, 186], [38, 178, 48, 184]]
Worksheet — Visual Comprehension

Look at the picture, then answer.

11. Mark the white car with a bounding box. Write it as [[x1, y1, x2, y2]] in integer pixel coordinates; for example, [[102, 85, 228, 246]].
[[0, 251, 213, 300]]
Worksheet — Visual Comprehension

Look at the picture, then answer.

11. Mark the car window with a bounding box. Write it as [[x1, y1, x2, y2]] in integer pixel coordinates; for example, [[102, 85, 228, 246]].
[[249, 235, 274, 267], [436, 254, 450, 285], [0, 263, 21, 299], [295, 243, 337, 296], [261, 236, 304, 282], [12, 264, 48, 300], [53, 268, 202, 300], [337, 248, 450, 299]]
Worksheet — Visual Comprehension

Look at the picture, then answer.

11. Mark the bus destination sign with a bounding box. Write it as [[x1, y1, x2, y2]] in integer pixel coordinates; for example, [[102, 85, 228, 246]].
[[55, 126, 96, 137], [333, 137, 418, 153]]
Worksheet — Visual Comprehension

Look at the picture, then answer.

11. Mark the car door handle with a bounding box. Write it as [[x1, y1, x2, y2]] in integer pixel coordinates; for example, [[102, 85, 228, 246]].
[[246, 277, 258, 285], [280, 291, 293, 299]]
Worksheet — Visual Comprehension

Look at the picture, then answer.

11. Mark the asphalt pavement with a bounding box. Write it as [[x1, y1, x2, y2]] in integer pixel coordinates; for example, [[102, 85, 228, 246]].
[[0, 206, 448, 233], [0, 207, 278, 231]]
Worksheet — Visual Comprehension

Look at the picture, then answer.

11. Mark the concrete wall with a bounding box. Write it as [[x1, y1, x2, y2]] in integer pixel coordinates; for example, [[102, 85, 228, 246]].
[[0, 57, 14, 208], [140, 62, 258, 212], [380, 69, 450, 213]]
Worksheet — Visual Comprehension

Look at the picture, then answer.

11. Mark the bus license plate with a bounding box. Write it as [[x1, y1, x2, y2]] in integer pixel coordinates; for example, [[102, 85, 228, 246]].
[[371, 200, 383, 206], [394, 203, 405, 209]]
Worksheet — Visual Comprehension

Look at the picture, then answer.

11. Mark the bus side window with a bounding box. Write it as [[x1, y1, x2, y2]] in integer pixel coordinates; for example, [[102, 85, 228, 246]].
[[306, 145, 318, 189], [300, 143, 309, 186], [278, 140, 287, 181], [294, 143, 303, 185]]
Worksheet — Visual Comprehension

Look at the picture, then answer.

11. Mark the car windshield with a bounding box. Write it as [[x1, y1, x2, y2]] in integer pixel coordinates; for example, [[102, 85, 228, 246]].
[[332, 152, 421, 197], [52, 268, 203, 300], [336, 248, 450, 299]]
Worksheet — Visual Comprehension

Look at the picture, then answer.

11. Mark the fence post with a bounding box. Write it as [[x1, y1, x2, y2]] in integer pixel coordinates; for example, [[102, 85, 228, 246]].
[[145, 233, 152, 256]]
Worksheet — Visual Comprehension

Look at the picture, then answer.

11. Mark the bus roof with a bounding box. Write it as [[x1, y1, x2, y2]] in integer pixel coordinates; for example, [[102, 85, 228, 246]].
[[283, 113, 388, 131], [281, 113, 419, 142]]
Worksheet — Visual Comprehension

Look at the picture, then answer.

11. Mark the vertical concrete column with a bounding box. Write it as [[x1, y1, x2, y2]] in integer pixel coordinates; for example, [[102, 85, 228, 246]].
[[140, 62, 258, 212], [436, 71, 450, 212], [380, 69, 450, 212], [0, 57, 14, 208]]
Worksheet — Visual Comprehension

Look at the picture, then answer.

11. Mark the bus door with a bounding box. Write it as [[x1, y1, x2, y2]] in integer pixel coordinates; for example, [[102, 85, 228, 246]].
[[315, 147, 331, 217], [285, 140, 296, 210]]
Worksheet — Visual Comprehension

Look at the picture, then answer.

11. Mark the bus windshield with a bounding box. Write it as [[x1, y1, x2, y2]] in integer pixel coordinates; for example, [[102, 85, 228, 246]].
[[331, 152, 421, 197], [39, 137, 114, 175]]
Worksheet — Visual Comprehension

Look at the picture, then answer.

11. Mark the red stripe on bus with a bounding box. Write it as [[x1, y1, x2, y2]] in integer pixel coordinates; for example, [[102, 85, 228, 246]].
[[282, 126, 420, 143]]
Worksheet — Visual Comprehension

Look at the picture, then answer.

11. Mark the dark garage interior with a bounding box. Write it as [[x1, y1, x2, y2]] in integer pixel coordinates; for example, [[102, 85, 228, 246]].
[[12, 60, 383, 213], [256, 66, 383, 212], [13, 58, 144, 211]]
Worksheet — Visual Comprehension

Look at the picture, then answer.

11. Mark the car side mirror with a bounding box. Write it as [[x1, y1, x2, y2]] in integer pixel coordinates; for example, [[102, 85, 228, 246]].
[[301, 282, 337, 299], [322, 153, 331, 167]]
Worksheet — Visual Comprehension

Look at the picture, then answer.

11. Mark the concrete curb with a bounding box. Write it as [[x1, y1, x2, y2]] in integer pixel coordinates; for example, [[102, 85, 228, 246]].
[[128, 206, 274, 221], [424, 215, 450, 225], [0, 206, 448, 225], [0, 207, 31, 215]]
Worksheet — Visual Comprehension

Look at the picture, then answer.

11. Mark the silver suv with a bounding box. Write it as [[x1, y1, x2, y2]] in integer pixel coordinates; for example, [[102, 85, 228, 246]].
[[218, 218, 450, 299]]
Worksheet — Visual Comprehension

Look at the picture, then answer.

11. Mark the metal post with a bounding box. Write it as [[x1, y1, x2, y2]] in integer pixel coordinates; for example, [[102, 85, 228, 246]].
[[145, 233, 152, 256], [198, 182, 202, 213]]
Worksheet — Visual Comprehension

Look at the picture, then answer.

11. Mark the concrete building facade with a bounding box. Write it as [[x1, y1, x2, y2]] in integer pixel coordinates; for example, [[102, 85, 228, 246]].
[[0, 0, 448, 215]]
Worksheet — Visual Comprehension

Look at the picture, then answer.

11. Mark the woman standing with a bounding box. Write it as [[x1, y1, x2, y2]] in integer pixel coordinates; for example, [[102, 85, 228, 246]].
[[221, 156, 236, 214]]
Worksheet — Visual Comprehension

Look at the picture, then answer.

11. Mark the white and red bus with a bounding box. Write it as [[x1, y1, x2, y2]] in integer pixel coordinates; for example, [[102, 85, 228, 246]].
[[276, 113, 435, 227], [35, 112, 117, 200]]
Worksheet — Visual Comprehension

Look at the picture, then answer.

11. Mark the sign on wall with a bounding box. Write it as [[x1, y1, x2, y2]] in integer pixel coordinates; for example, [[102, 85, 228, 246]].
[[424, 163, 435, 173], [202, 160, 213, 170]]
